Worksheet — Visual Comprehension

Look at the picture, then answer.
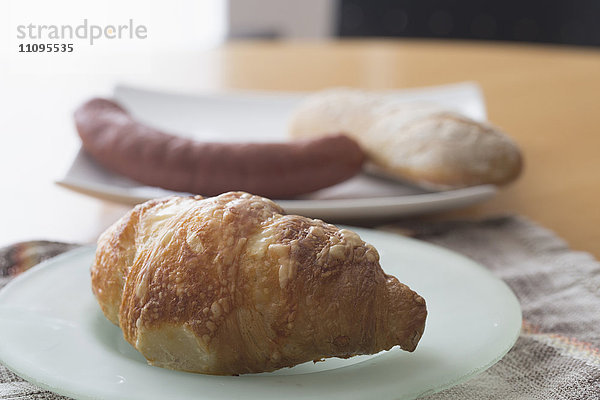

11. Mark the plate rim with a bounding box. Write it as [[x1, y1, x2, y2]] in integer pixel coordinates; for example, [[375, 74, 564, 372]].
[[56, 174, 497, 210], [112, 80, 486, 117]]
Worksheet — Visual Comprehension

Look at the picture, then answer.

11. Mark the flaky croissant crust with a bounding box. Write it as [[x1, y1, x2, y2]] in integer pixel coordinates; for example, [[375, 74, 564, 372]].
[[92, 192, 427, 375]]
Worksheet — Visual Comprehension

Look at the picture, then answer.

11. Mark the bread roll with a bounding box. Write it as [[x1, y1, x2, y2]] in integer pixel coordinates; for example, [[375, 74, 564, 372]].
[[289, 89, 522, 190], [92, 192, 427, 375]]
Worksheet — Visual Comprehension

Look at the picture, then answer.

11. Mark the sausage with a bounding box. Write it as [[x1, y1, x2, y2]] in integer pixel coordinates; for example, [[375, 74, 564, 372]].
[[74, 98, 365, 198]]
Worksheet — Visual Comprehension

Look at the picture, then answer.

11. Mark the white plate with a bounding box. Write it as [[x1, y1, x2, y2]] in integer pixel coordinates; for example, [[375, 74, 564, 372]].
[[57, 82, 497, 219], [0, 228, 521, 400]]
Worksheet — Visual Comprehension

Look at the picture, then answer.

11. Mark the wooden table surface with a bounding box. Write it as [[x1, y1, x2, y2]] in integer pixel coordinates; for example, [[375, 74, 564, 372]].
[[1, 40, 599, 257]]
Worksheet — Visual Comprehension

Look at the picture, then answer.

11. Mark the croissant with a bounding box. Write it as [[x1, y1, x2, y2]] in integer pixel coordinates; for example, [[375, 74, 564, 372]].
[[91, 192, 427, 375]]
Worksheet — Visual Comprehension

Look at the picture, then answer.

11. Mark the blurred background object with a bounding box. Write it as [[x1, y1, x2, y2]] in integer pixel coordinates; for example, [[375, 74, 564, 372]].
[[229, 0, 600, 46], [2, 0, 600, 257], [228, 0, 337, 39]]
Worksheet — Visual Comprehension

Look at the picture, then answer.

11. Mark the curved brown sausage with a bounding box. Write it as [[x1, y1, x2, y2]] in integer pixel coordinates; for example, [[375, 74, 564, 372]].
[[74, 98, 365, 198]]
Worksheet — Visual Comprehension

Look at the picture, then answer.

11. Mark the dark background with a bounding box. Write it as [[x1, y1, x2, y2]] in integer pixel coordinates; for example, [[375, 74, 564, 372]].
[[337, 0, 600, 46]]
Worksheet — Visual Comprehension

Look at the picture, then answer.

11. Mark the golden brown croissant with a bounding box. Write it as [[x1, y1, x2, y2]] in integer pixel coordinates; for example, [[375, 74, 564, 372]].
[[91, 192, 427, 375]]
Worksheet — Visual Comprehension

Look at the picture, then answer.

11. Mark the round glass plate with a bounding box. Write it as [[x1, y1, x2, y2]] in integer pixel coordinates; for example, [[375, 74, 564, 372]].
[[0, 228, 521, 400]]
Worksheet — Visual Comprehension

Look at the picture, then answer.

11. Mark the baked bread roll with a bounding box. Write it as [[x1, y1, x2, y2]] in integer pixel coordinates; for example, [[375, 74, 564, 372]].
[[92, 192, 427, 375], [289, 89, 522, 190]]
